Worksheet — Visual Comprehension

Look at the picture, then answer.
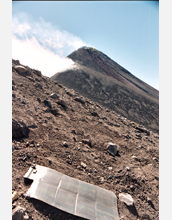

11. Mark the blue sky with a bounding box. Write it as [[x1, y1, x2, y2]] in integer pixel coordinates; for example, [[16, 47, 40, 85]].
[[12, 1, 159, 90]]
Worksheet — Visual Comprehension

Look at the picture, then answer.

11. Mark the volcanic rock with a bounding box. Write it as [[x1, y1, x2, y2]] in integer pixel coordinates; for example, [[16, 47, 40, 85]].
[[12, 206, 26, 220], [14, 65, 27, 74], [74, 97, 85, 104], [106, 142, 119, 156], [50, 93, 59, 99], [119, 193, 134, 206], [58, 99, 67, 108], [81, 162, 87, 169], [63, 142, 68, 148], [82, 139, 92, 147], [34, 69, 42, 76], [44, 99, 51, 108], [12, 118, 30, 139]]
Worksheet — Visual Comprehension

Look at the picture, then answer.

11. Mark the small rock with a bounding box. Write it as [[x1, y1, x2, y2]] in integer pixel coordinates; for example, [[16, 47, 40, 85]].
[[119, 193, 134, 206], [138, 145, 143, 149], [71, 130, 76, 135], [89, 169, 93, 173], [153, 157, 158, 161], [81, 162, 87, 169], [108, 167, 113, 171], [12, 191, 19, 202], [136, 126, 150, 136], [141, 214, 150, 219], [44, 99, 51, 108], [131, 155, 138, 160], [148, 163, 153, 166], [130, 185, 135, 191], [12, 206, 26, 220], [12, 202, 17, 209], [82, 139, 92, 147], [100, 177, 104, 183], [91, 111, 99, 117], [34, 69, 42, 76], [23, 213, 29, 220], [67, 160, 72, 165], [22, 100, 26, 104], [27, 76, 35, 82], [136, 134, 142, 139], [77, 165, 82, 170], [125, 166, 130, 171], [36, 144, 40, 147], [37, 97, 41, 103], [66, 90, 75, 97], [34, 82, 42, 89], [50, 108, 59, 116], [74, 97, 85, 104], [58, 99, 67, 108], [63, 142, 68, 148], [20, 192, 26, 198], [147, 197, 151, 203], [23, 156, 27, 161], [146, 197, 155, 209], [118, 169, 123, 173], [106, 142, 119, 157], [50, 93, 59, 99]]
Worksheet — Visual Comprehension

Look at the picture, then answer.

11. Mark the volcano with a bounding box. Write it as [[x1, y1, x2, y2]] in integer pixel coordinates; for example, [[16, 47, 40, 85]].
[[51, 47, 159, 133]]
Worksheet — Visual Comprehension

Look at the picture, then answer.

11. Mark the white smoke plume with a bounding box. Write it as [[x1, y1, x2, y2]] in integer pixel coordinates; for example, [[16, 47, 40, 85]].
[[12, 13, 89, 76]]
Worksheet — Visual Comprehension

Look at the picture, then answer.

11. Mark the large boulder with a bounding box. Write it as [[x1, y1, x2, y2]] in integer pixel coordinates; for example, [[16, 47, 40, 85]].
[[12, 118, 30, 139], [12, 206, 26, 220], [14, 65, 27, 76]]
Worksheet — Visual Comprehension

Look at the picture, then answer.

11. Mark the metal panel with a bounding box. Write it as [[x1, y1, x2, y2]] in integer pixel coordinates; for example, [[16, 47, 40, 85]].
[[24, 164, 119, 220]]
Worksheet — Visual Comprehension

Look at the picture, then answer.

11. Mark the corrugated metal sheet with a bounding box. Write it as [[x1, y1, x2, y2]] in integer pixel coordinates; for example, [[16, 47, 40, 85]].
[[24, 164, 119, 220]]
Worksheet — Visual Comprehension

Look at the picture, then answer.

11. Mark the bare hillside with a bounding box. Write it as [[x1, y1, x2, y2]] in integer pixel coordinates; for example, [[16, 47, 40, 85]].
[[51, 47, 159, 133], [12, 59, 159, 220]]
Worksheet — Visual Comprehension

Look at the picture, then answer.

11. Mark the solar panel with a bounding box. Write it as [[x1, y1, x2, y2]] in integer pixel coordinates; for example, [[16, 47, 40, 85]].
[[24, 164, 119, 220]]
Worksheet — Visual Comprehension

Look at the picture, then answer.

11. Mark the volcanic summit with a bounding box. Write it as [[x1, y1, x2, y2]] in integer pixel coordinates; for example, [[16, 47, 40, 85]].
[[51, 47, 159, 133]]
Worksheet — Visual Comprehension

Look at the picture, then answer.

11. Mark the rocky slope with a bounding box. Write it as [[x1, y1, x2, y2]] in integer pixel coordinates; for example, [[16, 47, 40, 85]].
[[51, 47, 159, 133], [12, 59, 159, 220]]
